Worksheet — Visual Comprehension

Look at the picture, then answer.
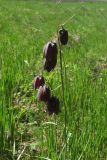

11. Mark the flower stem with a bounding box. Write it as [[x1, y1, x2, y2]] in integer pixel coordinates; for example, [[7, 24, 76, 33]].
[[58, 39, 67, 157]]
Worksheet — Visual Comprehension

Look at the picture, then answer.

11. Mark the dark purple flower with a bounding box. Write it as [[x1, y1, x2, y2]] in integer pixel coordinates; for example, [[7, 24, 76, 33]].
[[43, 58, 57, 72], [33, 75, 45, 90], [59, 27, 68, 45], [43, 41, 58, 61], [37, 85, 51, 102], [47, 96, 60, 115]]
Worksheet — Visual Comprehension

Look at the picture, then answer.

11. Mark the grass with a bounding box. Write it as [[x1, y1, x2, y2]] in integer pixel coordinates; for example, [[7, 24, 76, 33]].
[[0, 0, 107, 159]]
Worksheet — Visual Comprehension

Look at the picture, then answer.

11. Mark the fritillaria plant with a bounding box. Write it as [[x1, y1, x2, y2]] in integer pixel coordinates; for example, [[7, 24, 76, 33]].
[[33, 26, 68, 115]]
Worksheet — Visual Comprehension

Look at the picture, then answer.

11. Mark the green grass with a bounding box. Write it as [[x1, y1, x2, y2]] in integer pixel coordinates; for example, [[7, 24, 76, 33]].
[[0, 0, 107, 159]]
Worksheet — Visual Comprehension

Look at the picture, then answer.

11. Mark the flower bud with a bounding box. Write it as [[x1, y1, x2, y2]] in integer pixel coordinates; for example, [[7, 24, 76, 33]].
[[59, 27, 68, 45], [37, 85, 51, 102]]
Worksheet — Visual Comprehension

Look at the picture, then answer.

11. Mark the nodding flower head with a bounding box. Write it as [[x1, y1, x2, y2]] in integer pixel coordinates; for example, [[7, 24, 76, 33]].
[[37, 85, 51, 102], [43, 41, 58, 61], [33, 75, 45, 90], [47, 96, 60, 115], [43, 58, 57, 72]]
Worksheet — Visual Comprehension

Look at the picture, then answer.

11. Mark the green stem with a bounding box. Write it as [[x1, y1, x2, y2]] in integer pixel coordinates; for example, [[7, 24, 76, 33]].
[[58, 40, 67, 157]]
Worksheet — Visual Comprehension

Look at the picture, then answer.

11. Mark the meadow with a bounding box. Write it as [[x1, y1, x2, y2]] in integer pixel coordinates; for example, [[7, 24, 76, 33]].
[[0, 0, 107, 159]]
